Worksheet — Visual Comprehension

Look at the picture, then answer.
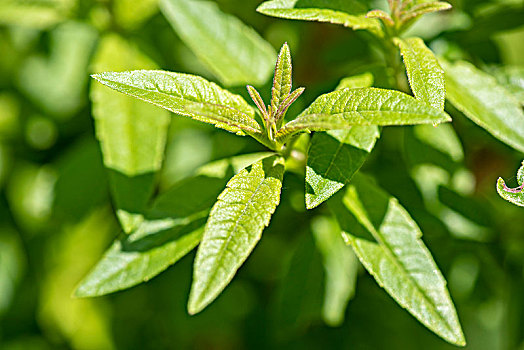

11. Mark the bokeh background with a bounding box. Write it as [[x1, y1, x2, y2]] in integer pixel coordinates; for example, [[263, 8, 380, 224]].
[[1, 0, 524, 349]]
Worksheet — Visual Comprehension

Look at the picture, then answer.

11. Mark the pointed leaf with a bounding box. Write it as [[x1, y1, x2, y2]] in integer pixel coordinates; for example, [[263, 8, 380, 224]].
[[497, 160, 524, 207], [277, 87, 451, 141], [257, 0, 383, 37], [160, 0, 276, 86], [311, 216, 358, 326], [396, 37, 445, 110], [188, 155, 285, 314], [91, 70, 262, 135], [91, 35, 171, 233], [74, 152, 267, 297], [329, 174, 465, 346], [442, 60, 524, 153], [271, 43, 293, 113], [401, 1, 452, 23], [306, 127, 379, 209]]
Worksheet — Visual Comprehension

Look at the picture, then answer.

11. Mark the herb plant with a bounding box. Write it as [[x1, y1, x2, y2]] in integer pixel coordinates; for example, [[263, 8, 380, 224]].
[[2, 0, 524, 349]]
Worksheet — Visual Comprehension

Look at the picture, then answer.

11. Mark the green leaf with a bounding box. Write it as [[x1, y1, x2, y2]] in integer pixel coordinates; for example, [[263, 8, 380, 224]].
[[336, 72, 374, 90], [400, 2, 452, 23], [489, 65, 524, 105], [329, 174, 465, 346], [91, 34, 171, 233], [271, 43, 293, 113], [91, 70, 262, 135], [396, 37, 445, 110], [311, 216, 358, 327], [0, 0, 73, 29], [306, 127, 379, 209], [277, 87, 451, 142], [497, 160, 524, 207], [442, 60, 524, 153], [75, 171, 238, 297], [256, 0, 383, 37], [413, 123, 464, 162], [306, 73, 378, 209], [19, 21, 97, 119], [188, 155, 285, 314], [160, 0, 276, 87]]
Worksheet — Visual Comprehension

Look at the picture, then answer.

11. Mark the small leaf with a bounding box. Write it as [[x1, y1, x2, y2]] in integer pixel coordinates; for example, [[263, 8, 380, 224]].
[[160, 0, 276, 86], [441, 60, 524, 153], [329, 174, 465, 346], [188, 155, 285, 314], [91, 35, 171, 233], [396, 37, 445, 110], [91, 70, 262, 135], [306, 127, 379, 209], [401, 1, 452, 23], [257, 0, 383, 37], [277, 87, 451, 141], [311, 216, 358, 327], [497, 160, 524, 207], [336, 72, 374, 90], [366, 9, 394, 26], [271, 43, 293, 113]]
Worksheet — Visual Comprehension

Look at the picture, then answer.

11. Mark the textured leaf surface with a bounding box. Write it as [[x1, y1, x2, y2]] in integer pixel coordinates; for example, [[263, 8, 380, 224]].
[[75, 151, 267, 297], [306, 74, 378, 209], [442, 60, 524, 153], [91, 35, 170, 233], [91, 70, 262, 135], [396, 37, 445, 110], [497, 160, 524, 207], [278, 88, 450, 141], [306, 127, 379, 209], [401, 1, 452, 22], [311, 216, 358, 326], [161, 0, 276, 86], [75, 173, 229, 297], [188, 155, 285, 314], [329, 174, 465, 346], [271, 43, 293, 113], [257, 0, 383, 37]]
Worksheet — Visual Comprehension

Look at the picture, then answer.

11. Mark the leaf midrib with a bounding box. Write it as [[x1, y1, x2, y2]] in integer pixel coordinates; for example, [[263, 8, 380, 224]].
[[344, 196, 457, 337], [197, 172, 266, 302]]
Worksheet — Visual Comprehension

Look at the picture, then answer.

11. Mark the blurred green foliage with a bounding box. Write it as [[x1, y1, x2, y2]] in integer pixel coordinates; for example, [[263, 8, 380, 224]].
[[0, 0, 524, 349]]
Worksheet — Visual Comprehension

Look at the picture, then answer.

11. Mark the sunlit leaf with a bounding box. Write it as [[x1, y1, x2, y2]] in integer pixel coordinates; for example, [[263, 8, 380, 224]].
[[396, 37, 445, 110], [401, 1, 452, 23], [188, 155, 285, 314], [257, 0, 383, 37], [277, 88, 451, 142], [497, 160, 524, 207], [311, 216, 358, 326], [91, 34, 170, 233], [161, 0, 276, 86], [306, 74, 378, 209], [329, 174, 465, 346], [271, 42, 293, 115], [91, 70, 262, 135], [442, 60, 524, 153]]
